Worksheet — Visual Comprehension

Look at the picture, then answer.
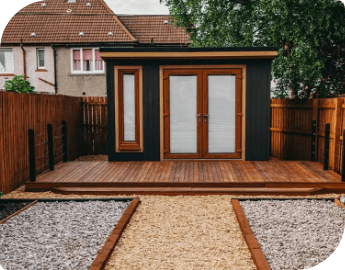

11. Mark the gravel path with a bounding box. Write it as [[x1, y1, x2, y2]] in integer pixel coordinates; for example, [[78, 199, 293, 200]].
[[0, 200, 129, 270], [2, 189, 344, 270], [105, 196, 257, 270], [240, 199, 345, 270]]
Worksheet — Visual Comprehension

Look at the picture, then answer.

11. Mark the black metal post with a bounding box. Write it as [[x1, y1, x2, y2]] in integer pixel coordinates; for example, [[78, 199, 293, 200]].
[[47, 124, 54, 171], [62, 120, 68, 162], [323, 123, 330, 170], [28, 129, 36, 182], [311, 119, 316, 162], [341, 129, 345, 182]]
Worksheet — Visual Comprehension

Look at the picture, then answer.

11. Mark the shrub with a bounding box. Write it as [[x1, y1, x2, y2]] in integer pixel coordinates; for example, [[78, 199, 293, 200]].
[[4, 75, 35, 94]]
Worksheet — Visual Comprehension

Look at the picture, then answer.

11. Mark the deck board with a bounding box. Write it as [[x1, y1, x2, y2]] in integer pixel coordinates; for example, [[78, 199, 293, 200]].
[[35, 160, 342, 183]]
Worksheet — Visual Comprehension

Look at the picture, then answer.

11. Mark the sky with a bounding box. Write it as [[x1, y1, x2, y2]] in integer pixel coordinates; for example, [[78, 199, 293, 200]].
[[106, 0, 169, 15]]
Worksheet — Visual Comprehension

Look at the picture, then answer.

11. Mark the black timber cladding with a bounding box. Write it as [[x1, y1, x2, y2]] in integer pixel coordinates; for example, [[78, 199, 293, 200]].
[[103, 47, 277, 161]]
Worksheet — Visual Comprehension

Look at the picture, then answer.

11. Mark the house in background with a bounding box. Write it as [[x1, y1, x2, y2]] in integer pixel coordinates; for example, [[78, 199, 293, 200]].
[[0, 0, 190, 96]]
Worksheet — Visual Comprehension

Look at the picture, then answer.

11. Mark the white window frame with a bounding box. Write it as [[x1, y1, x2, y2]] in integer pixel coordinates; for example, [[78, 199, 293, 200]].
[[36, 48, 45, 69], [0, 48, 14, 74], [70, 48, 105, 74]]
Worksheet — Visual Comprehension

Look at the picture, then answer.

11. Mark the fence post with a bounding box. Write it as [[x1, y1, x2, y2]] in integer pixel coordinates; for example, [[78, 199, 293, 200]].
[[312, 99, 319, 161], [311, 119, 316, 162], [333, 98, 342, 172], [341, 129, 345, 182], [47, 124, 54, 171], [62, 120, 68, 162], [324, 123, 330, 170], [28, 129, 36, 182]]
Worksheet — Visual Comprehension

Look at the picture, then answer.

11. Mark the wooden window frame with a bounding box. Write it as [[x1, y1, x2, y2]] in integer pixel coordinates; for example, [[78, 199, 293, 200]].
[[115, 66, 143, 152]]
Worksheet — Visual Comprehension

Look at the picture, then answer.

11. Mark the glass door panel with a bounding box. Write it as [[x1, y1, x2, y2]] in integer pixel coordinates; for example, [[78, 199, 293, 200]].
[[123, 74, 136, 141], [169, 76, 198, 154], [207, 75, 236, 153]]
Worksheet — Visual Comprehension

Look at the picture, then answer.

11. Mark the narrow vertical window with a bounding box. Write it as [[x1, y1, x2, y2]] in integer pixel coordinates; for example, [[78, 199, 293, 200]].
[[123, 74, 136, 141], [73, 49, 81, 71], [36, 48, 45, 69], [116, 66, 143, 152], [0, 48, 14, 74]]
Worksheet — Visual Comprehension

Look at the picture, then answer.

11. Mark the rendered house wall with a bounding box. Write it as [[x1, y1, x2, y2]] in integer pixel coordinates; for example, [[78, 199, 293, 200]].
[[56, 47, 107, 97]]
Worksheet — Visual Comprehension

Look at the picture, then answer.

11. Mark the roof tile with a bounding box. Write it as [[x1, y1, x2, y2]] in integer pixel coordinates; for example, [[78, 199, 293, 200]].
[[1, 0, 135, 44], [1, 0, 191, 45], [118, 15, 191, 44]]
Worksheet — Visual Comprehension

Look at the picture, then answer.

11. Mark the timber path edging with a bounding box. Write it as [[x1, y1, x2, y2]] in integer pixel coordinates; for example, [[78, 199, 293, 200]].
[[231, 199, 271, 270], [89, 198, 140, 270], [0, 200, 38, 224]]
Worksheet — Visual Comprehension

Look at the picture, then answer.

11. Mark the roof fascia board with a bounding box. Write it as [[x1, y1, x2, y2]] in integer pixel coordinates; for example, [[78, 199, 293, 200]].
[[99, 0, 137, 42], [100, 51, 278, 60]]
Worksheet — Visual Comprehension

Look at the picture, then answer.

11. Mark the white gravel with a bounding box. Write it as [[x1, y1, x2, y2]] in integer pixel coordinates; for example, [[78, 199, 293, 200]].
[[0, 200, 130, 270], [240, 199, 345, 270]]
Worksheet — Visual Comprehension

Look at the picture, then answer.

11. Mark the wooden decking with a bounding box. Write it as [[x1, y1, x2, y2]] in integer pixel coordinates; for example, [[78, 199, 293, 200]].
[[34, 160, 341, 183], [24, 160, 345, 195]]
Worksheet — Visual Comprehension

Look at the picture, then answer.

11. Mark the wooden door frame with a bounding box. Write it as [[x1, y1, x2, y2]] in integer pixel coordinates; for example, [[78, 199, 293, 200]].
[[159, 65, 247, 161], [163, 69, 204, 159], [201, 69, 243, 159]]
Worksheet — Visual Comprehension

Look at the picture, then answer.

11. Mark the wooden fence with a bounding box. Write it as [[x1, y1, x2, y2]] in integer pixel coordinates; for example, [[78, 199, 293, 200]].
[[3, 93, 344, 193], [271, 98, 345, 174], [81, 96, 108, 155], [0, 92, 82, 193]]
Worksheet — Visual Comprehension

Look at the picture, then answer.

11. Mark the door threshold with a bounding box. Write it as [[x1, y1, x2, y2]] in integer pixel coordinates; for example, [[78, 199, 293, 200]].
[[163, 159, 243, 161]]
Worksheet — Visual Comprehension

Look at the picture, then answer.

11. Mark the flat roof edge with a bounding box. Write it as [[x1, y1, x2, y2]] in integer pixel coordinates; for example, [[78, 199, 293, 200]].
[[100, 47, 278, 53], [100, 49, 278, 60]]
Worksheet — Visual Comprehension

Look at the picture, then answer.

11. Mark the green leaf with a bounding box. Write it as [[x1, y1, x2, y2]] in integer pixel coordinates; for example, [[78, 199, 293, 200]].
[[162, 0, 345, 98], [4, 76, 35, 94]]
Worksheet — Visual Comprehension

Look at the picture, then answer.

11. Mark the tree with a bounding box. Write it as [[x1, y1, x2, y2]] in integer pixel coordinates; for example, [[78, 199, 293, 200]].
[[4, 75, 35, 94], [162, 0, 345, 98]]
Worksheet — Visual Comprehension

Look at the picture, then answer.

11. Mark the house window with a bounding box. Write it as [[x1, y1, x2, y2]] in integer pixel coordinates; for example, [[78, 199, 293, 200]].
[[115, 66, 143, 152], [71, 48, 104, 74], [37, 48, 45, 69], [83, 49, 93, 71], [95, 50, 103, 71], [0, 49, 14, 74]]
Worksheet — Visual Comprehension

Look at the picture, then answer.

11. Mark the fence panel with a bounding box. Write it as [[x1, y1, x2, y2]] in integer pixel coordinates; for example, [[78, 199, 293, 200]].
[[64, 95, 83, 160], [270, 99, 313, 160], [271, 97, 345, 174], [81, 97, 108, 155], [0, 91, 82, 193]]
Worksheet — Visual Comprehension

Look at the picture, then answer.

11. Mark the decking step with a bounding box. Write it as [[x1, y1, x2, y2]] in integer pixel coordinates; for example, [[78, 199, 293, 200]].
[[50, 187, 324, 196]]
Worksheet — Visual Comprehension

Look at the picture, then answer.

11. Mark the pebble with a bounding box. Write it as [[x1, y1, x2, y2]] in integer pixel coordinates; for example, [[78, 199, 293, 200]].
[[240, 199, 345, 270], [0, 200, 130, 270]]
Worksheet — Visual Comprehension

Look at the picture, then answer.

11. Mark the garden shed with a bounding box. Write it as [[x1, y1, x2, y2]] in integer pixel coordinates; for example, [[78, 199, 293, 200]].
[[100, 47, 278, 162]]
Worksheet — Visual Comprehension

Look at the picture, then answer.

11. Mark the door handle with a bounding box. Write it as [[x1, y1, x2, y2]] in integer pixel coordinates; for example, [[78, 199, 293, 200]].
[[204, 114, 209, 122], [196, 114, 202, 122]]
